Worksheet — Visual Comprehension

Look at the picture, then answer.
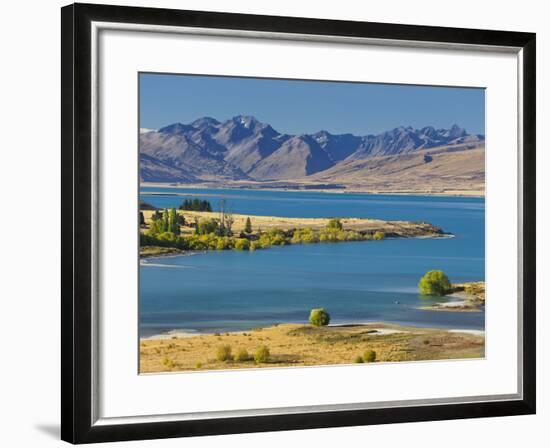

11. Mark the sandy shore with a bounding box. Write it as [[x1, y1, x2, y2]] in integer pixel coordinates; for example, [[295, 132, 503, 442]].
[[142, 324, 410, 341], [449, 329, 485, 336], [139, 322, 485, 373], [417, 299, 482, 313], [417, 282, 485, 313]]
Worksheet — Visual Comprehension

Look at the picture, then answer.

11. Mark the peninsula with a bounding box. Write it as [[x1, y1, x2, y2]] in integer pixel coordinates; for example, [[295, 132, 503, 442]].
[[139, 206, 448, 257]]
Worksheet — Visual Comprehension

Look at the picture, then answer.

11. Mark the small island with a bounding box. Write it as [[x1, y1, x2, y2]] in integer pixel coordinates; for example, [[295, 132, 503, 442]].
[[139, 200, 448, 258]]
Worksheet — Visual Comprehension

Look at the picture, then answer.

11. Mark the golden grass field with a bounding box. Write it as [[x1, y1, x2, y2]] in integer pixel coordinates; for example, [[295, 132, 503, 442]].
[[139, 323, 485, 373], [309, 146, 485, 196], [140, 209, 443, 238]]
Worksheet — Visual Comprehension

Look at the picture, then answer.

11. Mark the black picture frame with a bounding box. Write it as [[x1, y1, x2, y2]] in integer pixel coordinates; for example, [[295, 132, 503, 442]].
[[61, 2, 536, 444]]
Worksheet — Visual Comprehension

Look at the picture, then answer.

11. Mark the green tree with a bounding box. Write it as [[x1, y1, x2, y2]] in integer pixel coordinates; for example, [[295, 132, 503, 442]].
[[418, 270, 452, 295], [168, 208, 180, 235], [139, 200, 155, 210], [196, 218, 219, 235], [147, 216, 164, 235], [224, 213, 235, 236], [309, 308, 331, 327], [326, 218, 343, 230], [179, 198, 212, 212], [162, 209, 169, 233], [244, 217, 253, 234], [177, 213, 186, 227]]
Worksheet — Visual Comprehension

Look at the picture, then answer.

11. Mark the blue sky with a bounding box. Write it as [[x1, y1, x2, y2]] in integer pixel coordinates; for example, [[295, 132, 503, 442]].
[[140, 73, 485, 136]]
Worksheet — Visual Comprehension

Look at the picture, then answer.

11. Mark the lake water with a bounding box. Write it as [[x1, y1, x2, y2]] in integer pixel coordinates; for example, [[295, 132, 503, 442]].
[[139, 188, 485, 337]]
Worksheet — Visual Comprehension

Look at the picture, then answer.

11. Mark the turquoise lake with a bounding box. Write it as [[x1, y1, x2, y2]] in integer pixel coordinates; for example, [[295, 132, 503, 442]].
[[139, 188, 485, 337]]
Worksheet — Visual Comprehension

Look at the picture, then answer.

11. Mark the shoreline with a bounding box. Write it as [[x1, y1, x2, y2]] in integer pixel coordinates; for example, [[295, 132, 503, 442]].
[[139, 250, 204, 260], [140, 322, 485, 372], [140, 182, 485, 199], [417, 282, 486, 313], [139, 234, 455, 260], [140, 321, 485, 341]]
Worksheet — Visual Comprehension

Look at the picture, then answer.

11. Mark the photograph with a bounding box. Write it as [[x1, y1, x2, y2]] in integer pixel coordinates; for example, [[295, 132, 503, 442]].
[[0, 0, 542, 445], [138, 73, 486, 373], [58, 0, 538, 443]]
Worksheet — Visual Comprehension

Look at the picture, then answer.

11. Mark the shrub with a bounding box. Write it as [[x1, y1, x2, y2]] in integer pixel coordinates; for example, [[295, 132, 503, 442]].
[[326, 218, 343, 230], [258, 234, 274, 248], [235, 348, 250, 362], [216, 345, 233, 362], [254, 346, 270, 364], [373, 231, 385, 240], [270, 235, 287, 246], [301, 229, 319, 244], [216, 237, 233, 250], [249, 241, 261, 251], [234, 238, 250, 251], [268, 228, 285, 238], [309, 308, 331, 327], [363, 350, 376, 363], [195, 362, 202, 369], [162, 358, 175, 369], [196, 218, 219, 235], [418, 270, 452, 295], [156, 231, 176, 243], [353, 355, 364, 363]]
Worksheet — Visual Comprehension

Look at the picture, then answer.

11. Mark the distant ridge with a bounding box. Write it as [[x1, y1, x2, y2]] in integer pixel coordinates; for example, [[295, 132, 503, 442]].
[[139, 115, 485, 193]]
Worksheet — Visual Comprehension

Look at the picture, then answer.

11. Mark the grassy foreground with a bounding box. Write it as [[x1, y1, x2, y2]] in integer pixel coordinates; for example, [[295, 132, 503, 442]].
[[139, 323, 484, 373]]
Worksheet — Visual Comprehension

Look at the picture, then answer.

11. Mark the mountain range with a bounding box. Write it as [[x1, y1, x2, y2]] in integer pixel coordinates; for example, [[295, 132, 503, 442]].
[[139, 115, 485, 193]]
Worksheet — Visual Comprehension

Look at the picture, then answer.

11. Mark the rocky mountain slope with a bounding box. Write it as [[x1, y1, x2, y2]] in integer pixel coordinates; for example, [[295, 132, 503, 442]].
[[139, 115, 485, 192], [309, 144, 485, 195]]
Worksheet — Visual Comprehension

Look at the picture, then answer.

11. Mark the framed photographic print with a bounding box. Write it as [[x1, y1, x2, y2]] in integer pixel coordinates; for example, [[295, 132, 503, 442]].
[[61, 3, 536, 444]]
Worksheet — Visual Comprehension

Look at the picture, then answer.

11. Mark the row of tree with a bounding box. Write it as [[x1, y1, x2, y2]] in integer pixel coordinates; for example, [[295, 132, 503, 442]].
[[179, 199, 212, 212], [143, 206, 256, 239], [144, 212, 384, 247]]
